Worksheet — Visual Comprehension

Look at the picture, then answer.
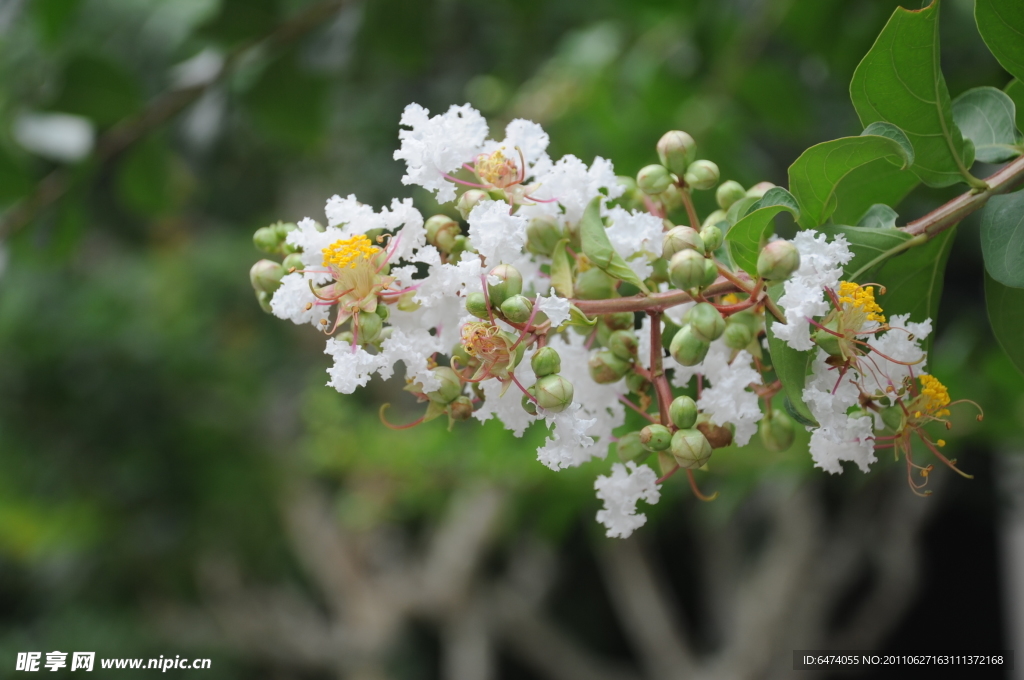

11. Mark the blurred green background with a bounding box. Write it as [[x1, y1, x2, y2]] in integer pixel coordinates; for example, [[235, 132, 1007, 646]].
[[1, 0, 1022, 678]]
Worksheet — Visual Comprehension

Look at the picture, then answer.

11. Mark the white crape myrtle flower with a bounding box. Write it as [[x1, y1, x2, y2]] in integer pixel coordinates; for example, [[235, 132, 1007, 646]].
[[536, 292, 571, 328], [858, 314, 932, 396], [394, 103, 489, 203], [467, 200, 529, 266], [526, 154, 624, 224], [472, 346, 538, 437], [594, 462, 661, 539], [536, 402, 598, 470], [802, 351, 877, 474], [774, 230, 853, 351], [481, 118, 551, 172], [604, 206, 664, 280], [270, 272, 331, 327], [324, 339, 387, 394]]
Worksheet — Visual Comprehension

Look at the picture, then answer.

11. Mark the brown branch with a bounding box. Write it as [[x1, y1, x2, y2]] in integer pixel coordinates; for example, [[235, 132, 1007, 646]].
[[572, 279, 743, 315], [648, 311, 673, 426], [0, 0, 349, 241]]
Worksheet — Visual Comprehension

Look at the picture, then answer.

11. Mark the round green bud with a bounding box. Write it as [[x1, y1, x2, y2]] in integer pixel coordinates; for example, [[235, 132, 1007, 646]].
[[668, 249, 707, 291], [487, 264, 523, 308], [658, 183, 683, 211], [637, 164, 674, 195], [746, 182, 775, 200], [500, 294, 533, 323], [253, 226, 281, 253], [715, 180, 746, 210], [702, 209, 727, 229], [669, 324, 710, 366], [730, 309, 758, 333], [531, 346, 562, 377], [880, 405, 905, 432], [575, 267, 616, 300], [699, 224, 723, 254], [671, 428, 713, 468], [588, 350, 632, 384], [608, 330, 639, 361], [662, 226, 705, 260], [595, 319, 613, 348], [465, 292, 490, 320], [722, 322, 754, 350], [457, 189, 489, 221], [626, 371, 649, 394], [336, 331, 354, 345], [534, 374, 574, 413], [273, 221, 296, 239], [426, 214, 461, 253], [617, 431, 647, 463], [758, 410, 795, 452], [522, 389, 538, 416], [451, 342, 476, 370], [282, 252, 304, 273], [669, 396, 698, 429], [683, 160, 720, 191], [448, 395, 474, 421], [354, 311, 383, 344], [603, 311, 636, 331], [374, 304, 390, 321], [639, 424, 673, 452], [702, 258, 719, 287], [526, 216, 563, 256], [697, 414, 734, 449], [256, 290, 272, 314], [756, 240, 801, 282], [656, 130, 697, 175], [427, 366, 463, 405], [250, 259, 285, 295], [450, 234, 472, 261], [688, 302, 726, 342]]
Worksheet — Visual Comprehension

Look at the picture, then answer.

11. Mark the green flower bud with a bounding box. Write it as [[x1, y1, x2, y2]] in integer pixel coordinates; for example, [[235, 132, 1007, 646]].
[[715, 180, 746, 210], [756, 240, 801, 282], [426, 214, 461, 253], [522, 389, 538, 416], [697, 415, 734, 449], [253, 226, 281, 253], [683, 160, 720, 191], [250, 259, 285, 295], [375, 304, 390, 321], [608, 330, 639, 361], [699, 224, 723, 254], [662, 226, 705, 260], [722, 321, 754, 350], [758, 410, 795, 452], [255, 290, 272, 314], [575, 267, 616, 300], [336, 331, 354, 345], [603, 312, 635, 331], [669, 324, 710, 366], [730, 310, 758, 333], [534, 374, 574, 413], [500, 294, 533, 323], [669, 395, 698, 429], [457, 189, 489, 221], [589, 350, 632, 384], [702, 209, 727, 229], [273, 221, 296, 239], [355, 311, 383, 344], [668, 249, 706, 291], [640, 424, 673, 451], [282, 253, 304, 273], [702, 258, 719, 287], [688, 302, 726, 342], [637, 164, 673, 195], [451, 342, 476, 370], [526, 216, 563, 256], [465, 292, 490, 320], [617, 431, 647, 462], [746, 182, 775, 200], [595, 319, 613, 348], [656, 130, 697, 175], [880, 405, 905, 432], [427, 366, 463, 404], [487, 264, 523, 308], [671, 428, 713, 468], [626, 371, 649, 394], [531, 346, 562, 377], [448, 395, 474, 421], [658, 183, 683, 211], [450, 234, 472, 261], [616, 176, 647, 211]]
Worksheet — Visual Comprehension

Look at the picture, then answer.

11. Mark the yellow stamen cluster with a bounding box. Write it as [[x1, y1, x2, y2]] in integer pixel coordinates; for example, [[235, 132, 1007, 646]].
[[915, 374, 951, 418], [721, 293, 741, 305], [475, 148, 519, 188], [838, 281, 885, 323], [322, 235, 379, 269]]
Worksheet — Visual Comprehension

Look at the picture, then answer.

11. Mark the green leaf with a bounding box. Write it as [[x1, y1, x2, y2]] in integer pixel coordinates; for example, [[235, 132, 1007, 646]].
[[986, 271, 1024, 376], [51, 54, 142, 127], [850, 1, 975, 188], [725, 195, 760, 225], [115, 137, 178, 218], [788, 125, 912, 228], [242, 55, 329, 151], [830, 158, 919, 225], [568, 304, 597, 329], [856, 204, 899, 230], [31, 0, 82, 46], [549, 239, 574, 298], [579, 196, 649, 293], [765, 285, 816, 426], [976, 0, 1024, 83], [952, 86, 1023, 163], [980, 189, 1024, 288], [725, 188, 799, 277], [1007, 79, 1024, 131], [820, 225, 913, 282]]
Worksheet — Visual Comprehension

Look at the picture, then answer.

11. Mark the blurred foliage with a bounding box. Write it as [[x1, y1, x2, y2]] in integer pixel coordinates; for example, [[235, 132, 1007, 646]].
[[0, 0, 1021, 676]]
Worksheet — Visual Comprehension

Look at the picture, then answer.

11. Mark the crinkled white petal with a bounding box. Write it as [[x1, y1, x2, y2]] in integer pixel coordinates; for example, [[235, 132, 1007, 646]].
[[285, 218, 344, 280], [380, 327, 445, 392], [482, 118, 551, 172], [394, 103, 489, 203], [472, 349, 538, 437], [467, 200, 528, 266], [536, 402, 598, 470], [381, 197, 427, 262], [526, 155, 623, 224], [802, 350, 876, 473], [774, 231, 853, 351], [605, 206, 664, 259], [324, 339, 387, 394], [324, 194, 386, 233], [594, 462, 661, 539], [808, 416, 876, 474], [270, 273, 331, 327], [536, 293, 571, 328], [858, 314, 931, 395]]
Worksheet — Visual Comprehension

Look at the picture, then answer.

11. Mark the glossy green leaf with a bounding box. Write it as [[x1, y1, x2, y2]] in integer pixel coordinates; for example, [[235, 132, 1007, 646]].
[[952, 86, 1023, 163], [986, 271, 1024, 376], [765, 285, 816, 426], [976, 0, 1024, 83], [788, 125, 912, 228], [830, 158, 919, 225], [549, 239, 574, 298], [980, 189, 1024, 288], [579, 196, 649, 292], [725, 195, 760, 225], [1007, 79, 1024, 131], [725, 188, 799, 277], [850, 1, 974, 188], [820, 224, 913, 282], [856, 204, 899, 230], [568, 304, 597, 329]]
